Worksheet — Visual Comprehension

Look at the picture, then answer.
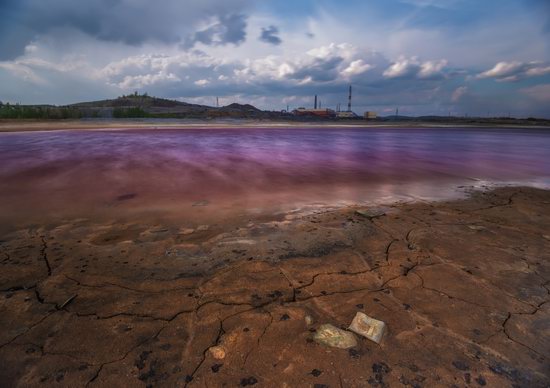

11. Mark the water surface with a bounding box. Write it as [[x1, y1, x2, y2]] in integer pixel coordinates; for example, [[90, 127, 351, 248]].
[[1, 126, 549, 227]]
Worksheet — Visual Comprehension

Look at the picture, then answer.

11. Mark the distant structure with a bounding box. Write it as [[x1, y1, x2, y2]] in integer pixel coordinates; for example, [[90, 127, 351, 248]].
[[364, 111, 378, 120], [337, 85, 358, 118], [314, 95, 318, 109]]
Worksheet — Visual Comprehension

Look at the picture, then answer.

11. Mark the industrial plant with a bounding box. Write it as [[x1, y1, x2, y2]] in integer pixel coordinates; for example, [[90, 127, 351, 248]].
[[292, 85, 377, 120]]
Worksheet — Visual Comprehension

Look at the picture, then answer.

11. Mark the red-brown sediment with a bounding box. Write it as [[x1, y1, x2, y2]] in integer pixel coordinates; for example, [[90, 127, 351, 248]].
[[0, 187, 549, 387]]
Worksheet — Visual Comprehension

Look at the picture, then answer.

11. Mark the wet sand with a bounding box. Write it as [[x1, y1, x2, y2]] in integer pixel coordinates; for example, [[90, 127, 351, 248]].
[[1, 186, 549, 387]]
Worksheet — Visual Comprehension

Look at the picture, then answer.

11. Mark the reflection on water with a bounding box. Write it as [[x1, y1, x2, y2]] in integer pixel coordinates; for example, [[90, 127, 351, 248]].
[[1, 126, 549, 224]]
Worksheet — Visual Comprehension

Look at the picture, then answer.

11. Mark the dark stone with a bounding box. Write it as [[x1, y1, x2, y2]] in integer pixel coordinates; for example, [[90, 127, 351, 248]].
[[211, 364, 223, 373], [135, 350, 152, 370], [280, 314, 290, 321], [240, 376, 258, 386], [488, 363, 521, 382], [348, 348, 361, 359], [160, 343, 171, 351], [185, 375, 193, 383], [403, 303, 411, 310], [370, 362, 391, 386], [313, 385, 329, 388], [267, 290, 283, 298], [464, 373, 471, 384], [372, 363, 391, 374], [311, 369, 322, 377], [356, 304, 364, 309], [452, 360, 469, 371], [475, 375, 487, 386], [399, 374, 423, 388]]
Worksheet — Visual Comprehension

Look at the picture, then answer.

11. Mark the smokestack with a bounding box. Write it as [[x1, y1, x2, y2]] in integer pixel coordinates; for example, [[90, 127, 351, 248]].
[[314, 95, 318, 109], [347, 85, 352, 112]]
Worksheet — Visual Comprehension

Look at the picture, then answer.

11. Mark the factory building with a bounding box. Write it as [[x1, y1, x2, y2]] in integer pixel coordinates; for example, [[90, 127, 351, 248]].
[[336, 111, 358, 118], [364, 111, 378, 120], [292, 94, 336, 118], [293, 107, 336, 118], [336, 85, 358, 118]]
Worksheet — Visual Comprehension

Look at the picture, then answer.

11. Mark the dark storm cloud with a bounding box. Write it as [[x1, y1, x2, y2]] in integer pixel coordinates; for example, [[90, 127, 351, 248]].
[[0, 0, 250, 60], [259, 26, 282, 45], [182, 14, 248, 49]]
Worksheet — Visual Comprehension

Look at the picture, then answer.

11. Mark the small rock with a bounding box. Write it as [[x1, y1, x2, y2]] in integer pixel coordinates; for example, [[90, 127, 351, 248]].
[[475, 375, 487, 386], [311, 369, 322, 377], [348, 312, 386, 344], [180, 228, 194, 235], [240, 376, 258, 386], [543, 235, 550, 241], [452, 360, 469, 371], [208, 346, 226, 360], [356, 209, 386, 219], [348, 348, 362, 359], [197, 225, 210, 231], [305, 315, 314, 326], [280, 314, 290, 321], [312, 324, 357, 349]]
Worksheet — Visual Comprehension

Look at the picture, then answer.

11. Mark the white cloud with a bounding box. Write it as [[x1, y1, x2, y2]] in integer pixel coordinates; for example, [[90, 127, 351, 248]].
[[383, 56, 447, 79], [0, 62, 46, 85], [451, 86, 467, 102], [418, 59, 448, 79], [194, 79, 210, 86], [477, 61, 550, 82], [341, 59, 374, 78]]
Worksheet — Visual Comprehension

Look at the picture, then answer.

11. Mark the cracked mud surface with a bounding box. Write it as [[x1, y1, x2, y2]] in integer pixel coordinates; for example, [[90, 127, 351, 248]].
[[1, 186, 549, 387]]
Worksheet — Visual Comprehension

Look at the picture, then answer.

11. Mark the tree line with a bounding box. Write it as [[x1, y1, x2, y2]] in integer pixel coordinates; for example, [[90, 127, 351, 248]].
[[0, 102, 82, 119]]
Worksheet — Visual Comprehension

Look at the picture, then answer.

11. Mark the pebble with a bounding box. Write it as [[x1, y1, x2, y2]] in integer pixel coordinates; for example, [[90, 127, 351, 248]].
[[208, 346, 226, 360], [313, 324, 357, 349]]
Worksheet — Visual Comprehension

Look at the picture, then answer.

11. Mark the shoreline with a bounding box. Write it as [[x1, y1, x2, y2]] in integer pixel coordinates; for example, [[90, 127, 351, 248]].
[[1, 186, 549, 386], [2, 119, 550, 132]]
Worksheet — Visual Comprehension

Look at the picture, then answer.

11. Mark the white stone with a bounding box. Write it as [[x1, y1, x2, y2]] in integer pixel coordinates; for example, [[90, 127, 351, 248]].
[[348, 312, 386, 344]]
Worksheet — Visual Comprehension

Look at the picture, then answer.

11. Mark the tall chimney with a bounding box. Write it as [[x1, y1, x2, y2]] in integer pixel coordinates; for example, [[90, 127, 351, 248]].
[[314, 95, 318, 109], [347, 85, 352, 112]]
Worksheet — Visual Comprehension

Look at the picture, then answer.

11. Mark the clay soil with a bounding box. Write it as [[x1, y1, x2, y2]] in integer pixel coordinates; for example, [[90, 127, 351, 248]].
[[0, 187, 549, 387]]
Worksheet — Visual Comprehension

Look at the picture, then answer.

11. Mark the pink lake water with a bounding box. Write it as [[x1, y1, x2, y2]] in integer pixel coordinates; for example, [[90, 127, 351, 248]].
[[1, 126, 549, 227]]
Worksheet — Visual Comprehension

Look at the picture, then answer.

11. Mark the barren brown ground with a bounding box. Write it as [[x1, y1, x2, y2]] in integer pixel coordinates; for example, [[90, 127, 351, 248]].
[[1, 187, 549, 387]]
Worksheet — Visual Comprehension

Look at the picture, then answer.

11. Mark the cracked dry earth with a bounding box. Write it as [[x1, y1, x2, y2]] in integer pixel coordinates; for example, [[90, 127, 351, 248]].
[[1, 187, 549, 387]]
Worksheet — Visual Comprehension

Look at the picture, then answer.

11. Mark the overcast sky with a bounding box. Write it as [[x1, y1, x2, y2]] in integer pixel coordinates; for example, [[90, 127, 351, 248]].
[[1, 0, 549, 117]]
